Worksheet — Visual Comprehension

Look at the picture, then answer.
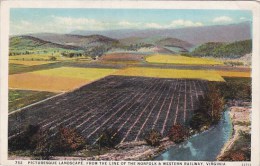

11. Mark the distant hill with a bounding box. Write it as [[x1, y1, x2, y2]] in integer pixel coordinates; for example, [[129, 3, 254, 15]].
[[26, 33, 193, 54], [191, 40, 252, 59], [71, 21, 251, 45], [155, 38, 193, 50], [29, 33, 119, 49], [9, 36, 82, 54]]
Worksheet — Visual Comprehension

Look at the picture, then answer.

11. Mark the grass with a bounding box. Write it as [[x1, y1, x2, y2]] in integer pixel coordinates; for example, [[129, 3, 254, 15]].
[[9, 54, 91, 61], [9, 89, 57, 112], [10, 54, 56, 61], [114, 67, 225, 81], [33, 67, 118, 81], [9, 67, 118, 92], [145, 54, 223, 65], [217, 71, 251, 78], [9, 73, 90, 92], [9, 62, 64, 75], [9, 60, 56, 66]]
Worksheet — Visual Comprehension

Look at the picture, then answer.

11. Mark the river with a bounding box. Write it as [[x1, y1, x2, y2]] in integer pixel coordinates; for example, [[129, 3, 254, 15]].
[[155, 110, 232, 161]]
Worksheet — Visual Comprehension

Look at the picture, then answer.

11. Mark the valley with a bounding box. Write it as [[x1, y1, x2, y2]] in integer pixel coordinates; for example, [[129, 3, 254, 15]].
[[8, 21, 252, 161]]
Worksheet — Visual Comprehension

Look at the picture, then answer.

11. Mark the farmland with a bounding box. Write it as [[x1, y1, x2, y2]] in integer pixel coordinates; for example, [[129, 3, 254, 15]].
[[9, 90, 57, 112], [7, 31, 252, 160], [217, 70, 251, 78], [33, 67, 118, 81], [101, 53, 145, 62], [146, 54, 223, 65], [9, 54, 91, 61], [8, 75, 208, 144], [114, 67, 225, 81], [9, 60, 56, 66], [9, 67, 118, 92]]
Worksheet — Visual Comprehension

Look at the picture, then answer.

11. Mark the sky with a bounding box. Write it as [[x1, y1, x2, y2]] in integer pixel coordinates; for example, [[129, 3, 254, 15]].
[[10, 9, 252, 35]]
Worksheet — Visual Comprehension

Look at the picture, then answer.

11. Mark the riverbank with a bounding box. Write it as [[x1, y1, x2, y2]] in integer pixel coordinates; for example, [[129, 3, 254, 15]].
[[217, 101, 251, 161], [9, 138, 175, 160]]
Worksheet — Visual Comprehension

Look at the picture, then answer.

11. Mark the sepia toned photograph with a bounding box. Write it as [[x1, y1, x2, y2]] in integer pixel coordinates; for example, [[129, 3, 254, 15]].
[[1, 1, 259, 165]]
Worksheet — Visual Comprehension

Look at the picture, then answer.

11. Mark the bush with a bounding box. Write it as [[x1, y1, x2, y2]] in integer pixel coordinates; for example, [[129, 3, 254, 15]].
[[49, 56, 57, 61], [189, 84, 225, 130], [52, 127, 86, 153], [224, 61, 244, 66], [203, 84, 225, 124], [96, 128, 121, 148], [189, 111, 211, 130], [9, 125, 86, 159], [32, 129, 55, 160], [144, 129, 162, 147], [168, 125, 189, 143], [9, 124, 40, 151]]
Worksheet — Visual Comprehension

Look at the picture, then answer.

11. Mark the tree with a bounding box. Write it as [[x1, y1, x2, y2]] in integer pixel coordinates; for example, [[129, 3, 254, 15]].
[[32, 129, 55, 160], [9, 124, 40, 151], [96, 128, 121, 148], [168, 124, 189, 143], [52, 127, 86, 153], [49, 56, 57, 61], [144, 129, 162, 146], [190, 84, 225, 130], [202, 84, 225, 124]]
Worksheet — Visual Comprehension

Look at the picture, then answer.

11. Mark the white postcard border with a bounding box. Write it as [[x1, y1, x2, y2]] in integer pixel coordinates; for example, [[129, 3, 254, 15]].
[[1, 1, 259, 166]]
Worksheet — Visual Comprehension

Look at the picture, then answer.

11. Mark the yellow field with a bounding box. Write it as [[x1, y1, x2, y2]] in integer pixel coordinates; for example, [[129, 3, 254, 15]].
[[146, 54, 223, 65], [9, 73, 89, 92], [9, 54, 54, 60], [33, 67, 118, 81], [9, 54, 91, 61], [114, 67, 225, 81], [9, 67, 118, 92], [217, 70, 251, 78], [9, 60, 56, 66]]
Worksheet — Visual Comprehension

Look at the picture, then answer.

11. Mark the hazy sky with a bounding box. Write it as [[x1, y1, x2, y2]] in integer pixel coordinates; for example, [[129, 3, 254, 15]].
[[10, 9, 252, 35]]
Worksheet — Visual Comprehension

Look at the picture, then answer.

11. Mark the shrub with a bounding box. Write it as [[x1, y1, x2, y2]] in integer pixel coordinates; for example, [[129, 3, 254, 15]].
[[52, 127, 86, 153], [168, 125, 189, 143], [189, 111, 211, 130], [49, 56, 57, 61], [230, 151, 246, 161], [32, 129, 55, 160], [144, 129, 162, 147], [96, 128, 121, 148], [203, 84, 225, 124], [9, 124, 40, 151]]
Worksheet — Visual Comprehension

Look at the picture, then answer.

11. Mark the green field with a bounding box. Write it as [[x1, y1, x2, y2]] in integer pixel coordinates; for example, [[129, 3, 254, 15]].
[[114, 67, 225, 81], [33, 67, 118, 81], [9, 61, 64, 75], [9, 89, 57, 112], [145, 54, 223, 65]]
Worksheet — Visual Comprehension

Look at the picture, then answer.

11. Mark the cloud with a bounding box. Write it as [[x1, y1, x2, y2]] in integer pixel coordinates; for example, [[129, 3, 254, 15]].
[[145, 19, 203, 29], [118, 20, 141, 28], [51, 16, 106, 31], [10, 17, 204, 35], [145, 23, 164, 29], [11, 17, 109, 35], [169, 19, 203, 27], [213, 16, 233, 23]]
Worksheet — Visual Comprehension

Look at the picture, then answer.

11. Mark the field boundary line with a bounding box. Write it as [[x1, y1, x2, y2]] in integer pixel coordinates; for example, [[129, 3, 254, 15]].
[[8, 92, 65, 116]]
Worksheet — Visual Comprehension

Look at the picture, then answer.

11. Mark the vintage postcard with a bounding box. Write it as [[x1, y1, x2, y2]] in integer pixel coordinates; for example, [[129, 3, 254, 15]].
[[0, 1, 260, 166]]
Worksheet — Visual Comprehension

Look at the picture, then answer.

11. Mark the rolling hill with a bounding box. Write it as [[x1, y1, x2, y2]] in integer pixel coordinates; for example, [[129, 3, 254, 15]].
[[9, 36, 82, 54], [12, 33, 193, 55], [191, 40, 252, 59], [71, 21, 251, 45], [29, 33, 119, 49]]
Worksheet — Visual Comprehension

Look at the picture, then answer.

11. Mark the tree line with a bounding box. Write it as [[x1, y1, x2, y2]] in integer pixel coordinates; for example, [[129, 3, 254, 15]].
[[191, 40, 252, 59]]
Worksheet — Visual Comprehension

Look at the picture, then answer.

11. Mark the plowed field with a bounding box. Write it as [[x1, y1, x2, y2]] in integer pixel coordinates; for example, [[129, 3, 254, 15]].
[[9, 75, 208, 144]]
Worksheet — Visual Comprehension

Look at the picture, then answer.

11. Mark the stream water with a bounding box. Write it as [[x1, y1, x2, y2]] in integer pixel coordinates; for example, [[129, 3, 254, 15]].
[[155, 110, 232, 161]]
